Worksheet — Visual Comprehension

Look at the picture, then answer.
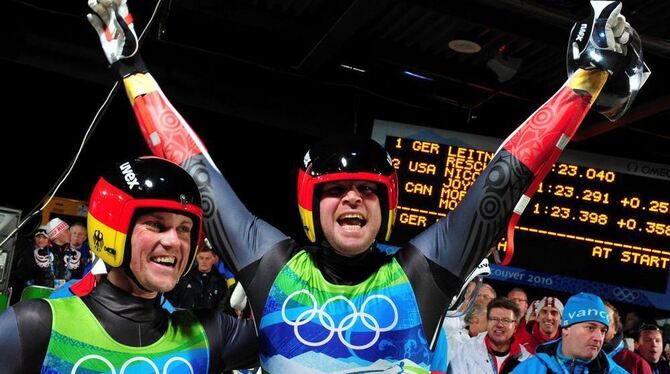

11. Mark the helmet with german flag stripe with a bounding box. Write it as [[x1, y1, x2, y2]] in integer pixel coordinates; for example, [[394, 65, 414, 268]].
[[297, 135, 398, 244], [87, 156, 203, 274]]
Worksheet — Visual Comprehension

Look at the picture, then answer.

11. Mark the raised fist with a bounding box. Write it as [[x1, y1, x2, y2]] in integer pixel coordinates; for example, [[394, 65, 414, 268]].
[[567, 0, 651, 121]]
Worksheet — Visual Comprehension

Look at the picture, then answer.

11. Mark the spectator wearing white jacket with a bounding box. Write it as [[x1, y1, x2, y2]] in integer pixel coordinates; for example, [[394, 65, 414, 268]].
[[450, 297, 532, 374]]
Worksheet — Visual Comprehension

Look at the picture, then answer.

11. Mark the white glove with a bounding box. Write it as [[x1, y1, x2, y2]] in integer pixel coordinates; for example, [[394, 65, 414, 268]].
[[570, 1, 630, 71], [590, 1, 630, 53], [86, 0, 139, 65], [567, 0, 651, 121], [230, 283, 248, 312]]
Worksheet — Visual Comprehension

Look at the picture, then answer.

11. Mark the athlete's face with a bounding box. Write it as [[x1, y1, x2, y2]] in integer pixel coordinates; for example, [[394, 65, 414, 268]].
[[319, 181, 382, 257], [127, 211, 193, 297]]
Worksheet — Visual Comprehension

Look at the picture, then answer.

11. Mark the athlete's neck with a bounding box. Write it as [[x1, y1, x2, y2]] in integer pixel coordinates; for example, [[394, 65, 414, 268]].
[[82, 277, 168, 346], [108, 268, 158, 299], [308, 244, 391, 286]]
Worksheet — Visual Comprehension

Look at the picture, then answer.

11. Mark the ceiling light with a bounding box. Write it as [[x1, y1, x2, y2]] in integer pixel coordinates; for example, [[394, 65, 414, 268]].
[[487, 45, 522, 82], [339, 64, 366, 73], [448, 39, 482, 54], [402, 70, 433, 81]]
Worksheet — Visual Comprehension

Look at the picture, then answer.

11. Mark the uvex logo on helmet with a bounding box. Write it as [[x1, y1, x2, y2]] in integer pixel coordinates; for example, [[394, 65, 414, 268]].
[[575, 23, 588, 42], [119, 162, 140, 190], [88, 157, 204, 272]]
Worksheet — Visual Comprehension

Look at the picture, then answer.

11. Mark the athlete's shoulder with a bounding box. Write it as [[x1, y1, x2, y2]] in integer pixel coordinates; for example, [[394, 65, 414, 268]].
[[12, 298, 52, 323], [0, 299, 53, 373]]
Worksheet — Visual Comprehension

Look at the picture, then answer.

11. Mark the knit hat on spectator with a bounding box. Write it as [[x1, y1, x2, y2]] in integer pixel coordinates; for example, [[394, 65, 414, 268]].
[[34, 225, 49, 238], [537, 296, 564, 316], [561, 292, 609, 328], [46, 217, 69, 239]]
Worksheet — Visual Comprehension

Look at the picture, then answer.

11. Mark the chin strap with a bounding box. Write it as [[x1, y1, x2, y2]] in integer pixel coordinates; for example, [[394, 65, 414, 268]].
[[123, 266, 153, 293]]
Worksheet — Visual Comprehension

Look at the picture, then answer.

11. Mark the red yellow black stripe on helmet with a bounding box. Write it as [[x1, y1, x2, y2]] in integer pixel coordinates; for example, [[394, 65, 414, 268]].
[[88, 177, 203, 270], [297, 169, 398, 243]]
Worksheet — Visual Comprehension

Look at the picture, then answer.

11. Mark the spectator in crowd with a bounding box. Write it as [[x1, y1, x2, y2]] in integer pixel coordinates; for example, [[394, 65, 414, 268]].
[[476, 283, 497, 306], [69, 222, 91, 274], [45, 218, 78, 287], [508, 287, 533, 350], [450, 297, 531, 373], [625, 311, 643, 339], [444, 280, 478, 361], [166, 244, 232, 313], [603, 301, 652, 374], [528, 296, 564, 353], [513, 292, 626, 373], [8, 225, 53, 303], [466, 303, 489, 338], [636, 323, 670, 374], [30, 225, 55, 288]]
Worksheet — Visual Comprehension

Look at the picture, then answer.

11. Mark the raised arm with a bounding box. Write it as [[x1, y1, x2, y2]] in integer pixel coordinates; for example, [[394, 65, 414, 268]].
[[87, 0, 288, 274], [410, 0, 648, 282], [411, 69, 606, 279]]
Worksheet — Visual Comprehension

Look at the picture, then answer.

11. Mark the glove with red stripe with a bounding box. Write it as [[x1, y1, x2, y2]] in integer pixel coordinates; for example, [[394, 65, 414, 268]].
[[87, 0, 145, 76]]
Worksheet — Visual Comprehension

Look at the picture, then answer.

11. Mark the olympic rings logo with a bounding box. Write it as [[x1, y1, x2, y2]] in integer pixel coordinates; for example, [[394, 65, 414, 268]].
[[70, 354, 194, 374], [612, 287, 640, 303], [281, 289, 398, 350]]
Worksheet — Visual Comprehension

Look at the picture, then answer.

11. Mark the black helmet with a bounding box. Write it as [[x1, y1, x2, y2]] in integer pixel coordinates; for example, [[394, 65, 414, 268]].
[[87, 156, 203, 275], [567, 2, 650, 121], [297, 135, 398, 243]]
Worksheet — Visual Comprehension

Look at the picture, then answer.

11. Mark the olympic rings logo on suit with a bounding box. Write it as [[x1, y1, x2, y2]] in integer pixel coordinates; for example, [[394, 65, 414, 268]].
[[70, 354, 194, 374], [281, 289, 398, 350]]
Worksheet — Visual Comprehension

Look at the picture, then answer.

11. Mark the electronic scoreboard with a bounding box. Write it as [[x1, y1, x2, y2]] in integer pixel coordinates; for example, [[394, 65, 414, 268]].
[[372, 120, 670, 310]]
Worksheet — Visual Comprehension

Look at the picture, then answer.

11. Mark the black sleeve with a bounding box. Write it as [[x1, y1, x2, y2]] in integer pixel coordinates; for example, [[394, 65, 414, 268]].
[[182, 154, 290, 276], [408, 150, 532, 282], [396, 244, 460, 349], [0, 299, 52, 374], [199, 310, 259, 373]]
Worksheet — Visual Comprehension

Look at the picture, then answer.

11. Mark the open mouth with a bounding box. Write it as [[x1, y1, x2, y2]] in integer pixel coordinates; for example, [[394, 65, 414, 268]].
[[150, 256, 177, 268], [337, 213, 367, 228]]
